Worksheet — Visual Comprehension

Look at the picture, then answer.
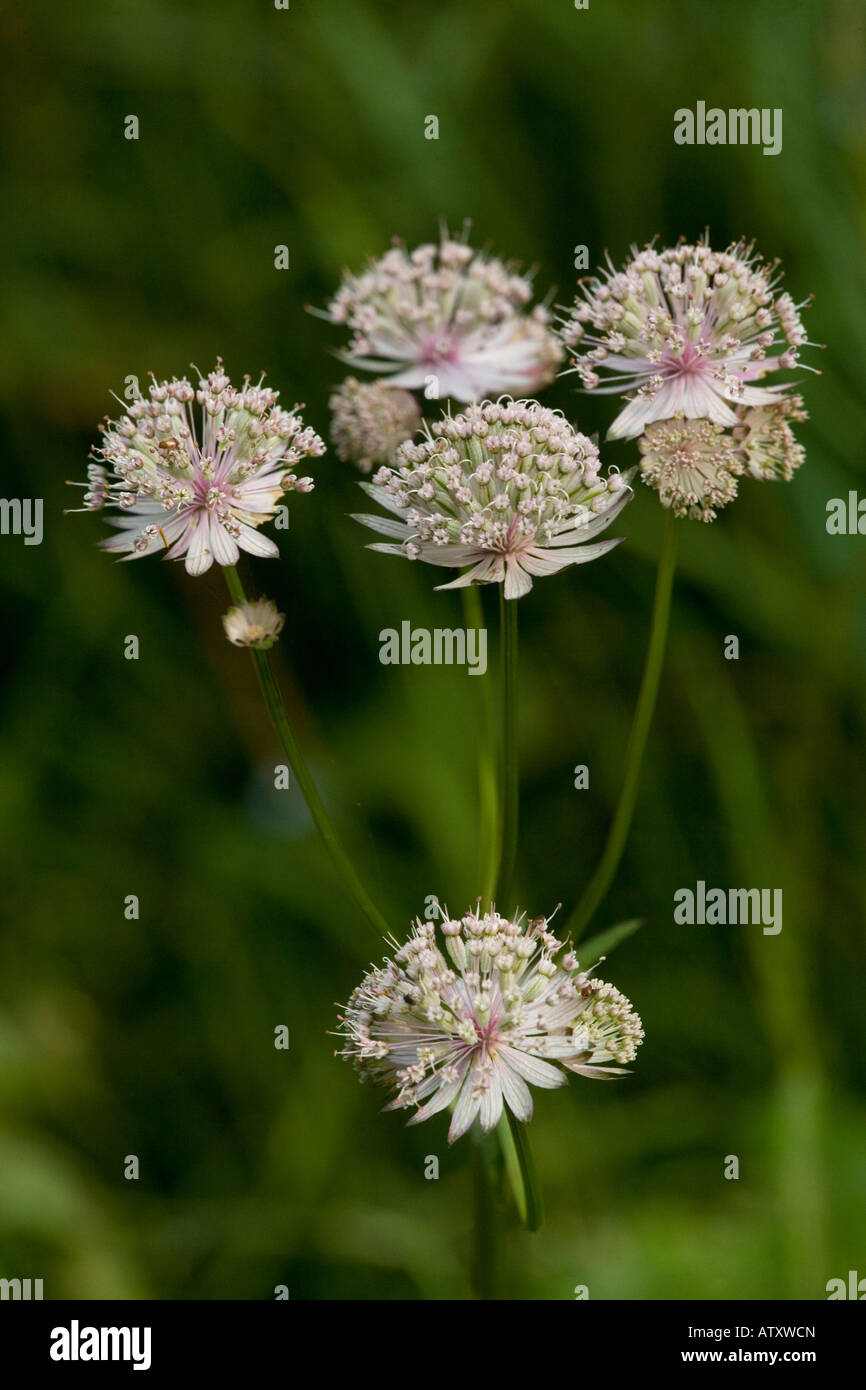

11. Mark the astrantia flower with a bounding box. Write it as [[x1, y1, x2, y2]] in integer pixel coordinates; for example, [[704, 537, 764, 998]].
[[354, 398, 633, 599], [734, 394, 807, 481], [321, 230, 563, 402], [76, 361, 326, 575], [337, 905, 644, 1144], [559, 238, 814, 440], [638, 415, 745, 522], [329, 377, 422, 473], [223, 597, 285, 650]]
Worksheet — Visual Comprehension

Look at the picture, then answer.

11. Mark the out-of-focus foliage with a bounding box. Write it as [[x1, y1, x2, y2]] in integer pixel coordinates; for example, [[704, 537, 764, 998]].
[[1, 0, 864, 1299]]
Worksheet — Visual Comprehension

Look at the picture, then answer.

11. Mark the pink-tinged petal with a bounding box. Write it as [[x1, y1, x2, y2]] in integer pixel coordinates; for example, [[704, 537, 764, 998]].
[[235, 524, 279, 560], [499, 1045, 566, 1090], [608, 381, 738, 439], [406, 1070, 466, 1126], [184, 517, 214, 575], [503, 556, 533, 600], [606, 394, 665, 441], [516, 549, 572, 578], [352, 512, 411, 541], [667, 375, 712, 411], [104, 502, 175, 530], [521, 536, 624, 575], [434, 554, 503, 589], [732, 382, 788, 406], [419, 544, 487, 568], [366, 542, 410, 557], [693, 389, 741, 427], [236, 476, 286, 504], [164, 519, 197, 561], [210, 519, 239, 567], [99, 533, 143, 557], [478, 1070, 504, 1134], [561, 1060, 630, 1079], [543, 493, 632, 545], [448, 1067, 483, 1143], [496, 1057, 534, 1123]]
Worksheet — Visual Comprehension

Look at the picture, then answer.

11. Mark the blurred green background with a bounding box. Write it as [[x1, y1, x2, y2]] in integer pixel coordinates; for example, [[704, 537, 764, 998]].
[[1, 0, 865, 1300]]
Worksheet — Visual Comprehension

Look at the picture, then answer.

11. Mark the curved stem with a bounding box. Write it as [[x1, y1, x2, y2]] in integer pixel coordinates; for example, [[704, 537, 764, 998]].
[[494, 590, 519, 913], [498, 1108, 544, 1232], [224, 566, 391, 941], [461, 587, 499, 907], [566, 510, 679, 941]]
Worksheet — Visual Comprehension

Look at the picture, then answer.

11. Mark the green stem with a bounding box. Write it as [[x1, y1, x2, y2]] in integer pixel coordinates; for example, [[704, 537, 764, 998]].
[[494, 590, 519, 913], [470, 1132, 498, 1298], [498, 1109, 543, 1232], [224, 566, 391, 941], [461, 587, 499, 907], [566, 510, 679, 941]]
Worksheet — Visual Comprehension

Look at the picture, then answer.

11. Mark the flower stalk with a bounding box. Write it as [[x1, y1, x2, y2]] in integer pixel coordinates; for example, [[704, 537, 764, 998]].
[[567, 510, 679, 940], [461, 586, 499, 907], [495, 589, 520, 913], [471, 1131, 499, 1298], [224, 566, 391, 941]]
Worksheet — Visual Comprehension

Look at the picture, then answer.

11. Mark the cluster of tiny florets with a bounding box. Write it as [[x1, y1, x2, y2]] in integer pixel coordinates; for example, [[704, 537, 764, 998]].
[[337, 905, 644, 1143], [354, 398, 632, 598], [75, 361, 326, 574], [734, 395, 807, 482], [324, 231, 562, 402], [638, 416, 745, 521], [329, 377, 422, 473], [638, 394, 808, 520], [559, 238, 813, 442]]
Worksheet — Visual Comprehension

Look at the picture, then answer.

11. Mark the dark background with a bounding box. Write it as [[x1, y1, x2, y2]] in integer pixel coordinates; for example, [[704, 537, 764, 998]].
[[1, 0, 864, 1299]]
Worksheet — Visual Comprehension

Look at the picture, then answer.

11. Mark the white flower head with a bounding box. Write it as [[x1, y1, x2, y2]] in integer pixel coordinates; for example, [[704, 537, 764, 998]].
[[76, 360, 326, 575], [223, 597, 285, 650], [321, 227, 563, 402], [559, 237, 815, 440], [354, 398, 633, 599], [329, 377, 422, 473], [337, 904, 644, 1145]]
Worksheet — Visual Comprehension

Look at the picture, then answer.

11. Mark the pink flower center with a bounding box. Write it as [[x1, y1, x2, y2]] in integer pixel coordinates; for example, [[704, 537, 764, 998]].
[[662, 342, 710, 380]]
